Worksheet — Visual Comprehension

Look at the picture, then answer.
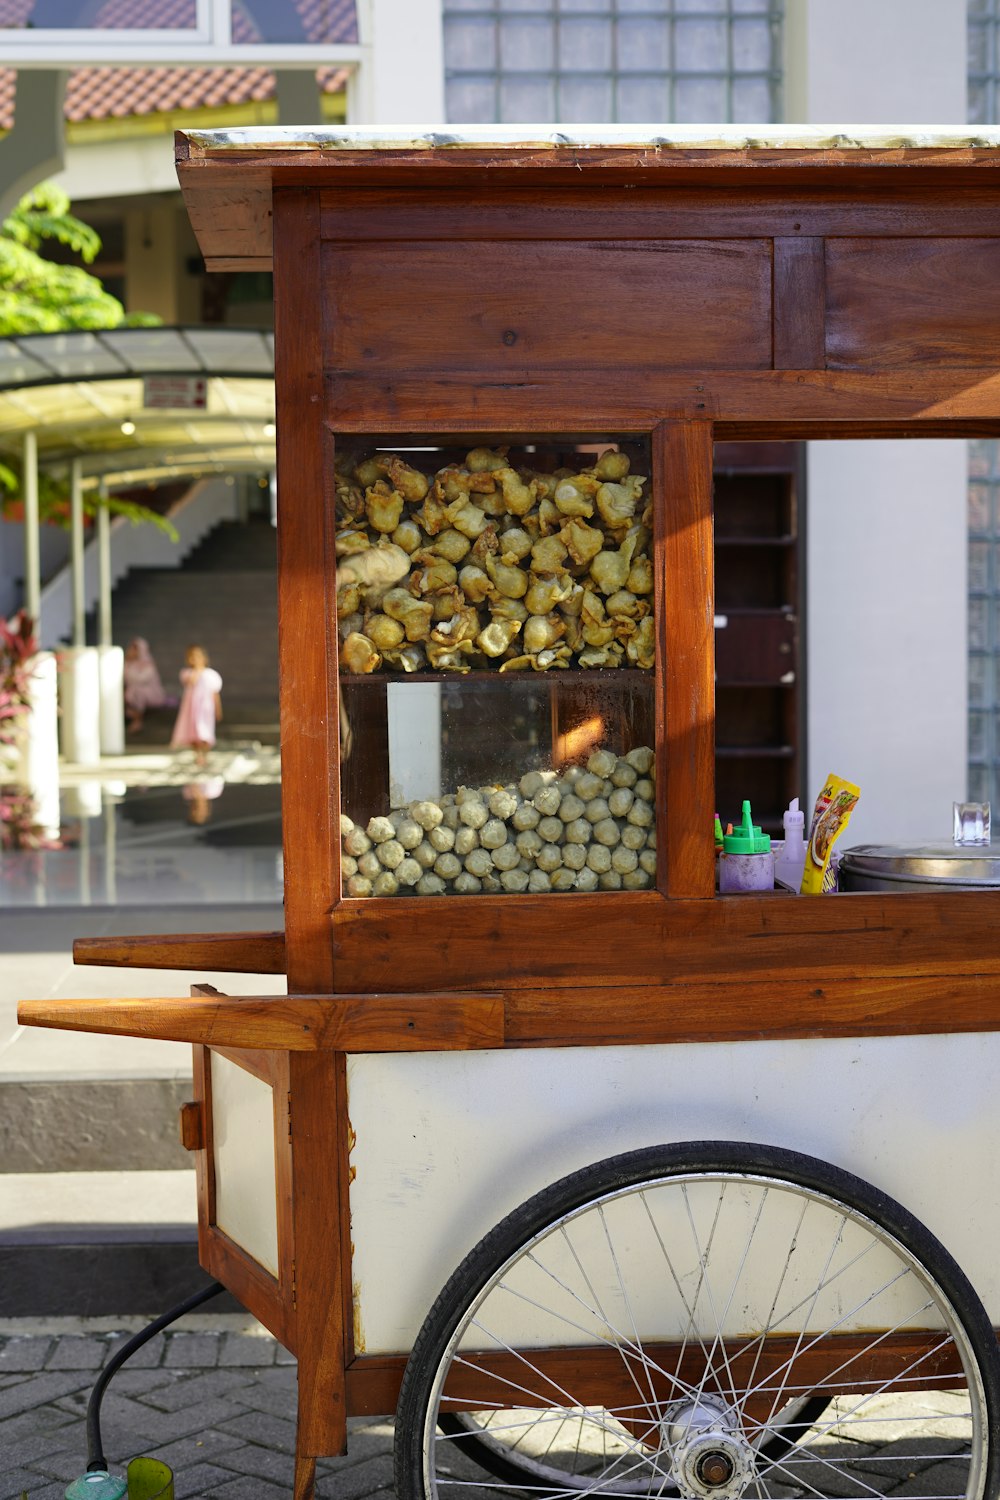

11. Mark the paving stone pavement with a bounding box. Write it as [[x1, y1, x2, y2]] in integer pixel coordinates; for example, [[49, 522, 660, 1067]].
[[0, 1323, 977, 1499], [0, 1324, 393, 1500]]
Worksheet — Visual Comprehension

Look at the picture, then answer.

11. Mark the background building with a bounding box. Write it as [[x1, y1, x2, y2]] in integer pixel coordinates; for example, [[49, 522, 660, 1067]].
[[0, 0, 982, 844]]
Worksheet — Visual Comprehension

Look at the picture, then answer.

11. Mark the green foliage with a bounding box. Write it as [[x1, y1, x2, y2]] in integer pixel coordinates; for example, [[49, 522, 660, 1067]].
[[0, 182, 161, 336]]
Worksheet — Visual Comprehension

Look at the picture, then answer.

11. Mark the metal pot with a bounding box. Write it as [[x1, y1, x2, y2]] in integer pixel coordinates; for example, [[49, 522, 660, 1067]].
[[838, 842, 1000, 892]]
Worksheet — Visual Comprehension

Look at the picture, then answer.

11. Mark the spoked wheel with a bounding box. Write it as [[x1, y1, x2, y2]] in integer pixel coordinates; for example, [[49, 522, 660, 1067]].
[[395, 1142, 1000, 1499]]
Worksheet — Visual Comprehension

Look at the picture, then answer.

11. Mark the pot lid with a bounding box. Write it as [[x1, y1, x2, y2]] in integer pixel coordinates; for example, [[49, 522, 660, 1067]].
[[839, 842, 1000, 885]]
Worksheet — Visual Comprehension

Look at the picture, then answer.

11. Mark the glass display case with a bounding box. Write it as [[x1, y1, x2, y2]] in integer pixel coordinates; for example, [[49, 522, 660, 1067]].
[[335, 436, 657, 896]]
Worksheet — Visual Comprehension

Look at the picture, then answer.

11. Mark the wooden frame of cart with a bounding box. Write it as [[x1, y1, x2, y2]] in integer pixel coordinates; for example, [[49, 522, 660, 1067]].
[[21, 128, 1000, 1500]]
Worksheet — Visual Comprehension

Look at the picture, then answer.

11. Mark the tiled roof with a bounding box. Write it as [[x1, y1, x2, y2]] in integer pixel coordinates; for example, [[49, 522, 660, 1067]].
[[0, 62, 350, 131], [0, 0, 356, 39], [0, 0, 355, 129]]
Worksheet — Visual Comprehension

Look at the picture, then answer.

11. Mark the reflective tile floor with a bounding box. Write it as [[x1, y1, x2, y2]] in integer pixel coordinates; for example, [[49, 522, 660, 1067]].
[[1, 745, 283, 909]]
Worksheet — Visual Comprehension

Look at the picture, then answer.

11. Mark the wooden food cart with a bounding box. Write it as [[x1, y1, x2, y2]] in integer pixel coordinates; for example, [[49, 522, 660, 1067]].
[[20, 127, 1000, 1500]]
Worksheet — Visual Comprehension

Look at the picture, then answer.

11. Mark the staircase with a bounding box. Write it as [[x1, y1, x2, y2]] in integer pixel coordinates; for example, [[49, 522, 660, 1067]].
[[92, 517, 280, 739]]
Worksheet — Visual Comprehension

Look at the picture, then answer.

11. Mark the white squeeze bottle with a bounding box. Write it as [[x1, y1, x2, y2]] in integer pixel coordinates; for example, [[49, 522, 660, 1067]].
[[774, 797, 806, 893]]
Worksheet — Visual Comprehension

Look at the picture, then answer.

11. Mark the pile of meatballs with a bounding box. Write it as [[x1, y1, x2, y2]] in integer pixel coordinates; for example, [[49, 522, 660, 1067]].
[[340, 747, 656, 897], [336, 445, 655, 674]]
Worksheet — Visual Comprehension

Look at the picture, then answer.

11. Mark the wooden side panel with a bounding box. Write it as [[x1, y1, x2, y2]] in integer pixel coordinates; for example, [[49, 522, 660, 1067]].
[[273, 189, 339, 994], [656, 421, 716, 898], [325, 239, 773, 374], [193, 1045, 295, 1349], [773, 237, 825, 369], [827, 238, 1000, 368]]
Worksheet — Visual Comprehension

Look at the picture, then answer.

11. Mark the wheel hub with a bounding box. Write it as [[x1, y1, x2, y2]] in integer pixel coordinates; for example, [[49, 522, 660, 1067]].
[[663, 1397, 755, 1500]]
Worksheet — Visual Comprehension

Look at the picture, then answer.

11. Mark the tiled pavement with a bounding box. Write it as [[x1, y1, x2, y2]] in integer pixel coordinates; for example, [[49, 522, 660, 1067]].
[[0, 1323, 393, 1500], [0, 1321, 978, 1500]]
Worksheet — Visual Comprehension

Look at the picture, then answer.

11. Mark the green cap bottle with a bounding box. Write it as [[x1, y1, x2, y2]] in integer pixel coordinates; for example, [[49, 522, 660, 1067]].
[[722, 800, 771, 855]]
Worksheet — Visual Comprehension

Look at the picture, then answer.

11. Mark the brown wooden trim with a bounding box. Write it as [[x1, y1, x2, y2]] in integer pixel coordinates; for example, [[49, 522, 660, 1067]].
[[273, 186, 339, 995], [501, 972, 1000, 1046], [192, 1044, 215, 1268], [290, 1049, 350, 1459], [656, 421, 715, 898], [773, 237, 825, 369], [201, 1223, 294, 1349], [329, 887, 1000, 994], [72, 931, 286, 974], [211, 1041, 277, 1085], [321, 367, 1000, 431], [17, 992, 503, 1051], [319, 187, 1000, 245], [344, 1329, 970, 1419]]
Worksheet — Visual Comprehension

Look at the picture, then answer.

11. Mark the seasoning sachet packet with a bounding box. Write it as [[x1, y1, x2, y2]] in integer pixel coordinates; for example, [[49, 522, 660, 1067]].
[[800, 773, 861, 894]]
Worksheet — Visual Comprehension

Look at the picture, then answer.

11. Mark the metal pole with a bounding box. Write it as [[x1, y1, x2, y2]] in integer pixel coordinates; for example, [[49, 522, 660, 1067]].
[[70, 457, 85, 647], [22, 429, 40, 628], [97, 478, 112, 648]]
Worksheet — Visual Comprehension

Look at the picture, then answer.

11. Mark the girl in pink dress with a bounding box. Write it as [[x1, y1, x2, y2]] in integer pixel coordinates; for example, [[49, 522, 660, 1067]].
[[170, 645, 223, 765], [123, 637, 166, 734]]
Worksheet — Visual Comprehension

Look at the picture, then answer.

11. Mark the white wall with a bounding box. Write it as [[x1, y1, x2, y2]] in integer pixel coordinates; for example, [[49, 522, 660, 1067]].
[[806, 442, 967, 845], [350, 0, 445, 124], [786, 0, 971, 839]]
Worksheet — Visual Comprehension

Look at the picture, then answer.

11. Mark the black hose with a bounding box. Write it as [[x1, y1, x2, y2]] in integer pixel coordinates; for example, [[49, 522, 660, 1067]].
[[87, 1280, 226, 1472]]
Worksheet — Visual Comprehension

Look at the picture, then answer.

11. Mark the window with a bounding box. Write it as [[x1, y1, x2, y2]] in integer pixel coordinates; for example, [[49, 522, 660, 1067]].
[[443, 0, 783, 126]]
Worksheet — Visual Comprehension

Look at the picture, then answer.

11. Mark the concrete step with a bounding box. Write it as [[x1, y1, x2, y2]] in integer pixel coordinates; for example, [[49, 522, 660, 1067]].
[[2, 886, 285, 1315], [0, 1171, 238, 1316]]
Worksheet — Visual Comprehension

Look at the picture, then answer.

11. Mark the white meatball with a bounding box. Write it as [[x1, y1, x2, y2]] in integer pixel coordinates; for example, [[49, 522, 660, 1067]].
[[413, 840, 438, 869], [428, 824, 456, 852], [536, 843, 563, 873], [512, 803, 541, 832], [367, 816, 396, 844], [416, 873, 446, 895], [488, 788, 519, 820], [434, 852, 462, 880], [346, 875, 373, 897], [538, 816, 564, 843], [593, 818, 621, 847], [608, 786, 634, 818], [454, 826, 480, 856], [611, 844, 639, 874], [492, 842, 521, 872], [376, 838, 405, 870], [396, 857, 422, 887], [410, 799, 444, 831], [480, 818, 508, 850], [372, 871, 398, 897], [343, 827, 372, 858], [395, 818, 424, 850], [465, 848, 493, 878], [500, 869, 530, 893]]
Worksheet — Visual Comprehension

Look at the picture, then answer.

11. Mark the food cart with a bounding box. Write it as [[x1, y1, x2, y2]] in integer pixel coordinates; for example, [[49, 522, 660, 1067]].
[[19, 127, 1000, 1500]]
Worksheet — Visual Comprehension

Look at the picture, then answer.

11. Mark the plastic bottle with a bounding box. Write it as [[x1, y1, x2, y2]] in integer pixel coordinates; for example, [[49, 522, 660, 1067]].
[[719, 799, 774, 893], [773, 796, 806, 893]]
